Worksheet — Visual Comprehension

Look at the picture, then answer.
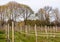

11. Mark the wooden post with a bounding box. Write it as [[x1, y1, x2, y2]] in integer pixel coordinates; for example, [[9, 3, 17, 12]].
[[40, 25, 42, 33], [12, 21, 14, 42], [34, 24, 37, 42], [25, 25, 28, 34], [55, 26, 57, 32], [5, 24, 8, 42], [28, 25, 30, 33], [53, 26, 55, 32], [20, 26, 22, 42], [20, 26, 22, 33], [45, 26, 48, 39], [47, 26, 50, 37], [53, 26, 55, 37], [5, 24, 10, 42], [7, 24, 10, 42]]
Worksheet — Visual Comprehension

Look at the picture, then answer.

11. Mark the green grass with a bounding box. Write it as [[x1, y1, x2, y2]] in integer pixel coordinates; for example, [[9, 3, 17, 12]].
[[0, 30, 60, 42]]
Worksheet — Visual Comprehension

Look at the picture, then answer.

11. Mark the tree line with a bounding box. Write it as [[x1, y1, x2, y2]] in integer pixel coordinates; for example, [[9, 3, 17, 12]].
[[0, 1, 60, 26]]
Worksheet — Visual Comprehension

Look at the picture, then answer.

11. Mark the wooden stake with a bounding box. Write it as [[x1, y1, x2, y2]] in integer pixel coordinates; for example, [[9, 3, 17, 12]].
[[45, 26, 48, 39], [7, 24, 10, 42], [20, 26, 22, 32], [28, 25, 30, 33], [25, 25, 28, 34], [53, 26, 55, 37], [34, 24, 37, 42], [12, 22, 14, 42]]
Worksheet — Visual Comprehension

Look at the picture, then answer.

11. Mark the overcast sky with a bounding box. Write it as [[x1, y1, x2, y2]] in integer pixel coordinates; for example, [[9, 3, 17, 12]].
[[0, 0, 60, 12]]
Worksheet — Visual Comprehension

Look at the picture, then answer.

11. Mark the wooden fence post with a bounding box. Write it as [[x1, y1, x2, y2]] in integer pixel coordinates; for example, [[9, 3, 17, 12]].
[[7, 23, 10, 42], [34, 24, 37, 42], [25, 25, 28, 34], [40, 25, 43, 33], [12, 22, 14, 42], [19, 25, 23, 42], [5, 24, 8, 42], [28, 25, 30, 33], [53, 26, 55, 32], [45, 26, 48, 39], [55, 26, 57, 32], [53, 26, 56, 37], [20, 26, 22, 33]]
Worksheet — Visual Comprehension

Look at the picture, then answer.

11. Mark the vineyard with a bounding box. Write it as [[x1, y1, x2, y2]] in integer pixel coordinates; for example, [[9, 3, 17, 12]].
[[0, 1, 60, 42], [0, 23, 60, 42]]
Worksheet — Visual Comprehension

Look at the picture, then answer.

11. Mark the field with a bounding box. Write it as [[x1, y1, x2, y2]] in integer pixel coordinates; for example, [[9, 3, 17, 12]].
[[0, 25, 60, 42]]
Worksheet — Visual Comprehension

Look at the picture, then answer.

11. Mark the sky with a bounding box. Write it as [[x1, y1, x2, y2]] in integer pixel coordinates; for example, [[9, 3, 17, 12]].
[[0, 0, 60, 12]]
